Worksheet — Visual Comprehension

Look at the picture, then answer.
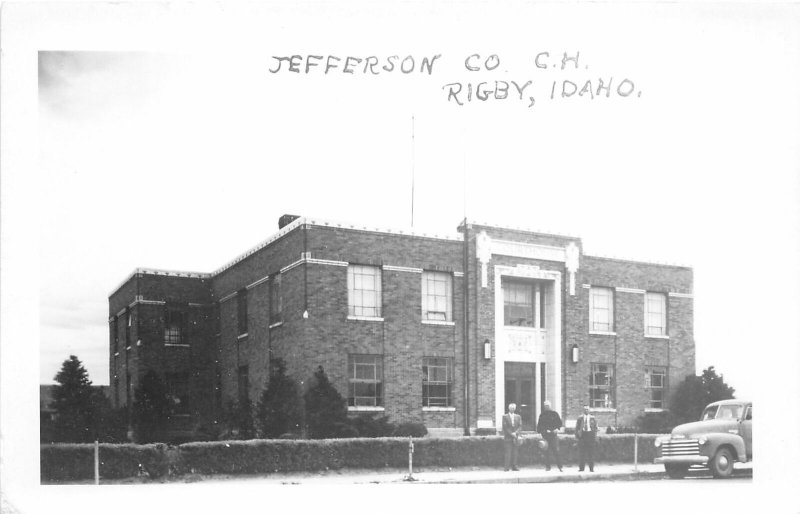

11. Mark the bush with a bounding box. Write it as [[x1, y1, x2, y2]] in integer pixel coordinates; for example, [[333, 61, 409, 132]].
[[304, 366, 347, 439], [393, 422, 427, 438], [40, 434, 663, 481], [256, 358, 303, 438], [347, 414, 395, 438], [40, 443, 171, 482]]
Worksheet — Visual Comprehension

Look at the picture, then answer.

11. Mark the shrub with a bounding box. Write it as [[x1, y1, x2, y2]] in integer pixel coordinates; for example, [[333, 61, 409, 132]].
[[304, 366, 347, 439], [256, 358, 303, 438], [347, 414, 395, 437], [40, 443, 171, 482], [393, 422, 427, 438]]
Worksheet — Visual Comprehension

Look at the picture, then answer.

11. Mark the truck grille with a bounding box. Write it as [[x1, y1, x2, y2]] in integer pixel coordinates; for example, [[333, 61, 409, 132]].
[[662, 439, 700, 456]]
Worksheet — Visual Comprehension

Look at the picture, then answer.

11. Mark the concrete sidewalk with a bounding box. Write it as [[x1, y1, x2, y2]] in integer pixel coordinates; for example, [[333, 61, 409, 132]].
[[199, 463, 669, 485]]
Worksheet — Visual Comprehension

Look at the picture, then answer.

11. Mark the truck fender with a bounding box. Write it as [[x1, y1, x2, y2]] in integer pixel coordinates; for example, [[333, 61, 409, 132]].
[[706, 433, 746, 462]]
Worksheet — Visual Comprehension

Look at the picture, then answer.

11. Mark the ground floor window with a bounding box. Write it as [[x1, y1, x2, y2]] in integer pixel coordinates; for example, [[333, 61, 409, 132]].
[[422, 357, 453, 407], [589, 363, 615, 408], [348, 354, 383, 407], [237, 365, 249, 404], [645, 366, 667, 409]]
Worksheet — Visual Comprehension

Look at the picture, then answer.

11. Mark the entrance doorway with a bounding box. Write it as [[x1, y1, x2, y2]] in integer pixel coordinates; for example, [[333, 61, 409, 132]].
[[504, 362, 537, 430]]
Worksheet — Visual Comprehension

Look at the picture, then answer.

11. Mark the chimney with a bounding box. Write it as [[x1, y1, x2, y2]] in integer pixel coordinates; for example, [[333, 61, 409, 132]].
[[279, 214, 301, 229]]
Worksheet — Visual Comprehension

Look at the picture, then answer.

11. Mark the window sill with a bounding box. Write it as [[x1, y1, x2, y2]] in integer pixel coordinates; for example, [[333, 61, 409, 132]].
[[423, 406, 456, 412], [268, 321, 284, 329], [347, 315, 384, 322], [644, 408, 666, 413], [114, 352, 120, 357], [422, 320, 455, 326], [125, 346, 131, 351], [589, 331, 617, 336], [590, 408, 617, 413], [348, 406, 385, 412], [237, 333, 249, 340], [645, 334, 670, 340], [165, 343, 190, 348]]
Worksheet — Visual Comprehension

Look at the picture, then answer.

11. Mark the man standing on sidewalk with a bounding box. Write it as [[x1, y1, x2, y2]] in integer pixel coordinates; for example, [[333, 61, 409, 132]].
[[536, 400, 563, 471], [502, 403, 522, 471], [576, 405, 598, 472]]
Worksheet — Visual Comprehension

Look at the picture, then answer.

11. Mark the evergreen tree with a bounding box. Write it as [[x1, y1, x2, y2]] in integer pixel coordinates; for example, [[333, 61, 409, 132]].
[[132, 370, 170, 443], [256, 358, 303, 438], [51, 355, 96, 442], [670, 366, 736, 424], [304, 366, 347, 439]]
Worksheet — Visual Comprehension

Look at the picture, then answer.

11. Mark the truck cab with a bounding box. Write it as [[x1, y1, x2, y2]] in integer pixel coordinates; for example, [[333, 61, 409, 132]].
[[655, 399, 752, 478]]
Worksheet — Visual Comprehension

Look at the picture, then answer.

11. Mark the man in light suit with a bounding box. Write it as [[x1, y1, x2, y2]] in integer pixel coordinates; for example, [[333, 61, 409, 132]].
[[575, 405, 598, 471], [502, 403, 522, 471]]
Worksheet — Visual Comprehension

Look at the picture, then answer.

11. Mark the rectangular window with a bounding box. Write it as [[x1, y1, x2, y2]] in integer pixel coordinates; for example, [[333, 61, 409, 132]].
[[348, 265, 382, 318], [590, 287, 614, 332], [348, 354, 383, 407], [503, 280, 546, 328], [645, 366, 667, 409], [237, 289, 248, 335], [645, 292, 667, 336], [165, 372, 191, 416], [237, 365, 249, 404], [111, 317, 119, 349], [422, 271, 453, 321], [114, 377, 120, 409], [422, 357, 453, 407], [589, 363, 615, 408], [125, 311, 132, 345], [164, 309, 185, 345], [270, 274, 282, 324]]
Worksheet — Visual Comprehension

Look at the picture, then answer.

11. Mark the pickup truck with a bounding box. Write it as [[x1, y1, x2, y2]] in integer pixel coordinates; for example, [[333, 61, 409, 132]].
[[654, 399, 752, 478]]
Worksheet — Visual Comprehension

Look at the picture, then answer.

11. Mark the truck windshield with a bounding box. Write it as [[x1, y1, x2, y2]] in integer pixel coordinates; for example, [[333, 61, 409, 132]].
[[702, 404, 743, 420]]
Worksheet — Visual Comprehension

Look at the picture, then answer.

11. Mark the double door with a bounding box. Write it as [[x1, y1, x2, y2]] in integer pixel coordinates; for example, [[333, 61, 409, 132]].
[[504, 362, 545, 431]]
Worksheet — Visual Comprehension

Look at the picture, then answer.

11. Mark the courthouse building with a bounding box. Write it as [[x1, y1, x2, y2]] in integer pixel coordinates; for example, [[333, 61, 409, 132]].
[[108, 215, 695, 435]]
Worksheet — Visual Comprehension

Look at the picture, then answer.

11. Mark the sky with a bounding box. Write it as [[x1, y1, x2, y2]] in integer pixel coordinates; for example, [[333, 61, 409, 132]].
[[34, 5, 800, 403], [3, 1, 799, 511]]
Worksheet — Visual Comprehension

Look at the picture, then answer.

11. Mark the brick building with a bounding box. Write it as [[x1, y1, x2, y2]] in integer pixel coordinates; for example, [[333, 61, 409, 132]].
[[108, 215, 694, 435]]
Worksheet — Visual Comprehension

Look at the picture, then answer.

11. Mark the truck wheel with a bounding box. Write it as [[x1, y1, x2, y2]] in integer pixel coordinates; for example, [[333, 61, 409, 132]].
[[710, 448, 735, 478], [665, 464, 688, 479]]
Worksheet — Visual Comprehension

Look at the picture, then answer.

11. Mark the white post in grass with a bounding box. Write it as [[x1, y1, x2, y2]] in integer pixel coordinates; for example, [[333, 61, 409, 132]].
[[404, 437, 416, 481], [94, 440, 100, 485], [634, 433, 639, 472]]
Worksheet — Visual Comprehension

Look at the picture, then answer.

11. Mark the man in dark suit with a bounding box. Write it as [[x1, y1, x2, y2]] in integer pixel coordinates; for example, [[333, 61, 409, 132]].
[[575, 405, 598, 471], [502, 403, 522, 471], [536, 400, 563, 471]]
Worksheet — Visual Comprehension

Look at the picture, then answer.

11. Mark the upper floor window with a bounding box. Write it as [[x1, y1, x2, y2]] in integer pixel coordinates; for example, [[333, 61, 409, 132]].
[[164, 309, 185, 345], [111, 317, 119, 349], [589, 363, 615, 409], [422, 357, 453, 407], [422, 271, 452, 322], [645, 292, 667, 336], [348, 354, 383, 407], [237, 289, 248, 335], [270, 274, 282, 324], [348, 265, 382, 318], [589, 287, 614, 332], [503, 280, 546, 328], [645, 366, 666, 409], [125, 310, 133, 344]]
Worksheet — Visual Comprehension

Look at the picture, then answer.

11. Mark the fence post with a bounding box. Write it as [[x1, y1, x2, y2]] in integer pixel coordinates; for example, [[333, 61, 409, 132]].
[[403, 437, 416, 481], [634, 433, 638, 472], [94, 440, 100, 485]]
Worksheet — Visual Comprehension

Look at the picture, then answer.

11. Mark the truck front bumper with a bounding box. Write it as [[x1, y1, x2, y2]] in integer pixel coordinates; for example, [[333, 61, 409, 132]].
[[655, 456, 709, 465]]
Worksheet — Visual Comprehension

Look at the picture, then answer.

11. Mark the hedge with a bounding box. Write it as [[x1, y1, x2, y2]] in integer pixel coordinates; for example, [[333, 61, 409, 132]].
[[41, 434, 658, 482], [40, 443, 170, 482]]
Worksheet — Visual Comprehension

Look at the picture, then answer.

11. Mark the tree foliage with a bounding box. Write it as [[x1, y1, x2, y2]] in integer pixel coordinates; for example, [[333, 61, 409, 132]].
[[256, 357, 303, 438], [304, 366, 347, 439], [51, 355, 99, 442], [670, 366, 736, 424]]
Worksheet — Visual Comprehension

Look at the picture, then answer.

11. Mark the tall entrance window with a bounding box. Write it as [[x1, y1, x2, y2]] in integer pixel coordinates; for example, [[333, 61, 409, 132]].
[[503, 280, 546, 328]]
